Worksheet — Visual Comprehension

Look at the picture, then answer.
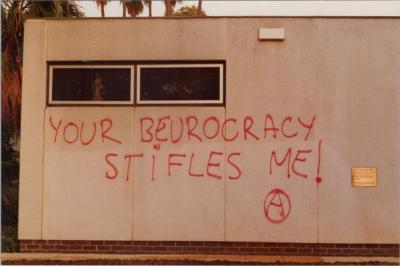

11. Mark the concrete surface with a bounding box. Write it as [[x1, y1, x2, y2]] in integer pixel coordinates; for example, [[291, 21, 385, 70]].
[[19, 20, 47, 240], [2, 253, 399, 265], [19, 18, 400, 243], [42, 107, 135, 240], [132, 107, 226, 241]]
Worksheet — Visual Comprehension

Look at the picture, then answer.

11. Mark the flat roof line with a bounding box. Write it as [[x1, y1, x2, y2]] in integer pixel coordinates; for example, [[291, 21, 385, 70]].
[[25, 16, 400, 20]]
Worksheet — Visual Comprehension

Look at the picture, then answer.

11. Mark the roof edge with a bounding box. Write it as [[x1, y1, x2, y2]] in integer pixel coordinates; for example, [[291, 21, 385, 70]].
[[25, 16, 400, 20]]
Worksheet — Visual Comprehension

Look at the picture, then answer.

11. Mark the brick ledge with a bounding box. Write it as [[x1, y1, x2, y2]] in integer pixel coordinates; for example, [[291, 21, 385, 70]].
[[19, 240, 399, 257]]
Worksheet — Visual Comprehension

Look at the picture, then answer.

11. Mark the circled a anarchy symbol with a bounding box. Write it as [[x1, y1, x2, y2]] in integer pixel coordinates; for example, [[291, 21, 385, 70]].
[[264, 188, 291, 224]]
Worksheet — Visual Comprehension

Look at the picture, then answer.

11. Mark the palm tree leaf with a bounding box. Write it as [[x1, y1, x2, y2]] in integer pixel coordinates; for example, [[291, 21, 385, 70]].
[[164, 0, 182, 16], [126, 0, 144, 17], [1, 0, 83, 135]]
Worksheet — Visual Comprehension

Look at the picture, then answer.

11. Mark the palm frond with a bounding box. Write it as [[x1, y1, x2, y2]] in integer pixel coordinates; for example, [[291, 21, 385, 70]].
[[126, 0, 144, 17], [1, 0, 84, 134]]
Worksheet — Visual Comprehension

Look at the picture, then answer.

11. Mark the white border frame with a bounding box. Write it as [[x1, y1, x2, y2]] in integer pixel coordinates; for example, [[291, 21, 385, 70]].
[[136, 64, 224, 105], [48, 65, 134, 105]]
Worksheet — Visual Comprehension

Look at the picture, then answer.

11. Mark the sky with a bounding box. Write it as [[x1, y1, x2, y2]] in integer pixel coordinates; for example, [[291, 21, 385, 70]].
[[79, 1, 400, 17]]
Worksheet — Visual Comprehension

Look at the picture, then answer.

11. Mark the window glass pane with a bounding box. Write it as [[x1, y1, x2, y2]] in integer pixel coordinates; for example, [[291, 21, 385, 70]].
[[140, 67, 220, 101], [52, 68, 131, 102]]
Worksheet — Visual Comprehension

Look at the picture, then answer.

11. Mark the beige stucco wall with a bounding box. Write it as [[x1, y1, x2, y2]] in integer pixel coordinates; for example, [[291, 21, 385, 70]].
[[19, 17, 400, 243]]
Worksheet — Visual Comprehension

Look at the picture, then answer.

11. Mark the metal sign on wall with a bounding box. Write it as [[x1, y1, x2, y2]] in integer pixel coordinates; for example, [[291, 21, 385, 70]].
[[351, 167, 377, 187]]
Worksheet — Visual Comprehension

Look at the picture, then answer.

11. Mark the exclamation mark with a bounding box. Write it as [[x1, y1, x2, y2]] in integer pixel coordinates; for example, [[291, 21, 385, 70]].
[[315, 139, 322, 185]]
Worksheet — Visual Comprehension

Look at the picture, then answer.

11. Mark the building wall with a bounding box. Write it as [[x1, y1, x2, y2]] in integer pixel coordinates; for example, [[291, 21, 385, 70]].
[[19, 18, 400, 245]]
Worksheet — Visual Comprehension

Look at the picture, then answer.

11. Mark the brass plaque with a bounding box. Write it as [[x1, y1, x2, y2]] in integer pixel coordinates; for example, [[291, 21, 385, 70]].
[[351, 167, 377, 187]]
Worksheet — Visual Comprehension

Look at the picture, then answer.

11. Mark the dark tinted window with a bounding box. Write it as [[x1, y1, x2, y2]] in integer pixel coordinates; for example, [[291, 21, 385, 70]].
[[52, 68, 131, 102], [140, 67, 220, 101]]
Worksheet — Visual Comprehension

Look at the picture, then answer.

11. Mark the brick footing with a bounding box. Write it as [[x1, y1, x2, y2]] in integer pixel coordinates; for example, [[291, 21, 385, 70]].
[[19, 240, 399, 257]]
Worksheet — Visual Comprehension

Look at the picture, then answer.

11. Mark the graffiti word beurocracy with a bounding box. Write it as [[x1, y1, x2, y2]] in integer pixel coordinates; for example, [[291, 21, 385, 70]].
[[140, 114, 316, 143]]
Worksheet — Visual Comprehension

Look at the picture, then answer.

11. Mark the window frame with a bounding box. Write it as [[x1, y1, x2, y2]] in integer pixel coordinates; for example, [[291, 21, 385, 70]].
[[136, 63, 225, 106], [48, 64, 134, 106], [47, 61, 226, 107]]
